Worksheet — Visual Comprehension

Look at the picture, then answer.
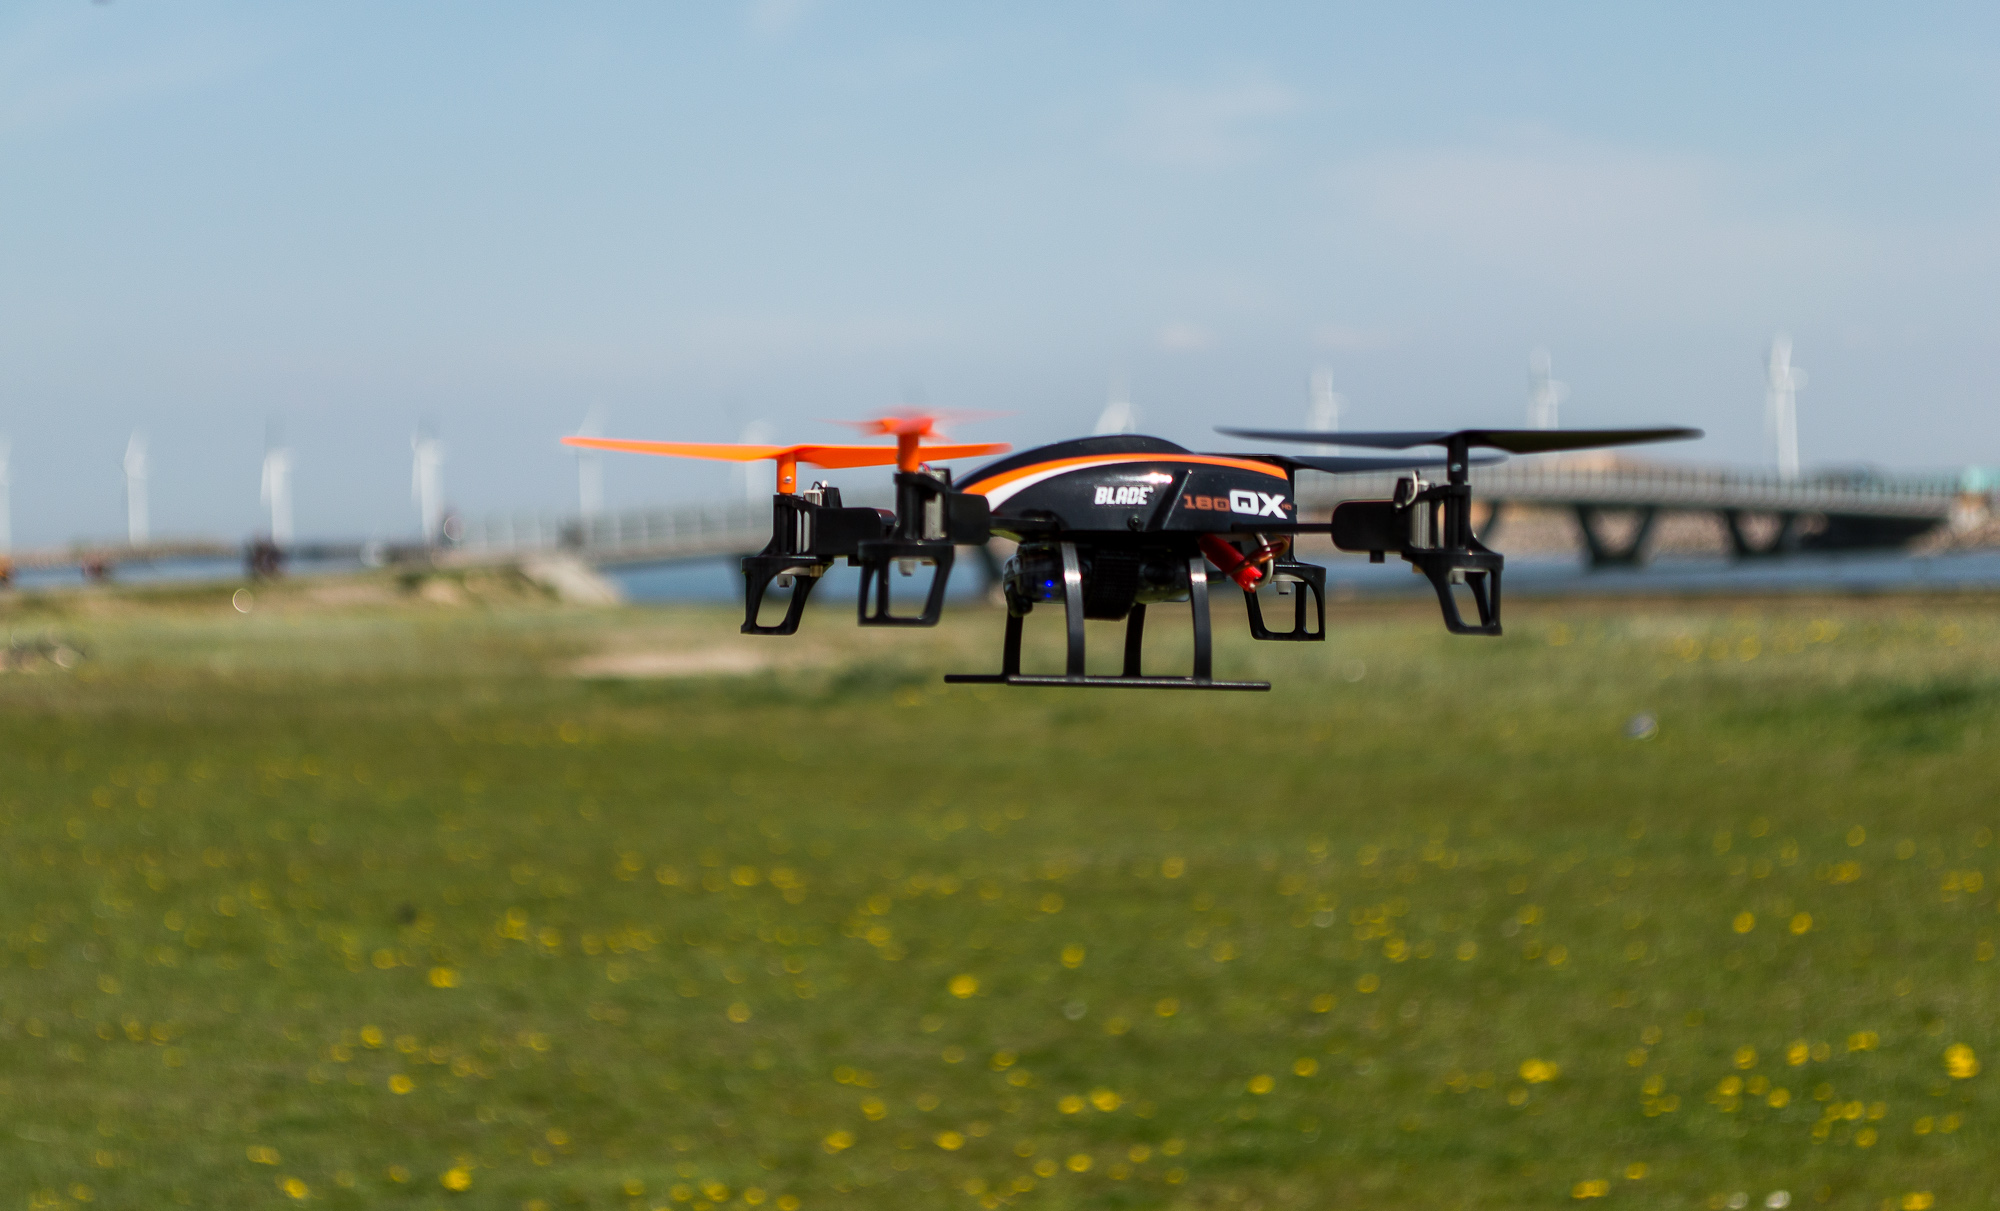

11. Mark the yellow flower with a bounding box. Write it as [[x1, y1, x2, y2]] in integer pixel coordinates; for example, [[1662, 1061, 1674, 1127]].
[[1732, 912, 1755, 934], [1945, 1044, 1980, 1079], [1310, 993, 1335, 1012], [1155, 998, 1179, 1017], [1033, 1159, 1058, 1178], [935, 1131, 965, 1151], [1519, 1059, 1559, 1084], [281, 1178, 309, 1200], [1572, 1180, 1609, 1199], [1624, 1163, 1647, 1180], [247, 1147, 280, 1165], [1734, 1047, 1757, 1069], [1293, 1058, 1318, 1077], [1089, 1088, 1121, 1112], [1356, 974, 1379, 994], [823, 1130, 854, 1153], [1786, 1040, 1810, 1065], [1039, 893, 1063, 913], [1128, 1145, 1152, 1163], [1066, 1154, 1093, 1173], [1060, 945, 1085, 969], [1904, 1195, 1935, 1211], [1246, 1074, 1274, 1095], [949, 974, 979, 998], [441, 1167, 472, 1192], [1161, 857, 1184, 878], [360, 1026, 383, 1048], [388, 1074, 414, 1094], [1058, 1095, 1085, 1114], [777, 1197, 801, 1211], [1790, 913, 1812, 934], [727, 1003, 752, 1023], [861, 1098, 886, 1120], [427, 967, 459, 988]]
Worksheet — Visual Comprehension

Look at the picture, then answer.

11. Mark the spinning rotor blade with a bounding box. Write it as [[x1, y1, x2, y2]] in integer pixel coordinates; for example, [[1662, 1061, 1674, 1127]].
[[559, 436, 1009, 467], [561, 438, 795, 462], [1267, 453, 1506, 474], [1217, 426, 1701, 454], [799, 442, 1012, 468], [826, 408, 1008, 439], [559, 434, 1010, 492]]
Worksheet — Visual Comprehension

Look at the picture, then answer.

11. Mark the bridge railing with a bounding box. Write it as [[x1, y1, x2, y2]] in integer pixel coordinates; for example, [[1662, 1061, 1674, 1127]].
[[1296, 463, 1966, 517]]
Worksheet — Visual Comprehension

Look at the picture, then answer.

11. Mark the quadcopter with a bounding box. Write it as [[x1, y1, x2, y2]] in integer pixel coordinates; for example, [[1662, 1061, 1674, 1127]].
[[564, 414, 1699, 691]]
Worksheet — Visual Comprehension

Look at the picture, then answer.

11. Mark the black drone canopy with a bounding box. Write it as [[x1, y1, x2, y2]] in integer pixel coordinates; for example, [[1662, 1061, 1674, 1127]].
[[1217, 426, 1702, 455]]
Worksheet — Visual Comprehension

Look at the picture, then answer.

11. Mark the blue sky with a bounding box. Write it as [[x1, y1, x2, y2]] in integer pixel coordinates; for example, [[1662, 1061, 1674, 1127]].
[[2, 3, 1996, 542]]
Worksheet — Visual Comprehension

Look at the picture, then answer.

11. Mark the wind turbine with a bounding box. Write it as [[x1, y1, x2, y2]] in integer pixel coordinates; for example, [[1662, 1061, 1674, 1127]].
[[574, 407, 606, 518], [1094, 375, 1138, 435], [411, 429, 444, 543], [124, 432, 149, 545], [1528, 348, 1567, 430], [1766, 335, 1806, 479], [1307, 365, 1343, 453], [260, 434, 294, 546]]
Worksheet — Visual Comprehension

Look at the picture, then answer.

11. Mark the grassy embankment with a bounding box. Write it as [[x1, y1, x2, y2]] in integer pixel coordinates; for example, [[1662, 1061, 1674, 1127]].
[[3, 573, 2000, 1210]]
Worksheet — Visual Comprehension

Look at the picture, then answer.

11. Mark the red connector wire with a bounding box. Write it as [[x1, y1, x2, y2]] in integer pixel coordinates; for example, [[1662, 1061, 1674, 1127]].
[[1197, 534, 1292, 591]]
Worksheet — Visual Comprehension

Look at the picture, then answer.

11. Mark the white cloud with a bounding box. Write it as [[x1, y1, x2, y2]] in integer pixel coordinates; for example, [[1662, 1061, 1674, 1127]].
[[0, 13, 261, 139], [1311, 324, 1399, 352], [1118, 72, 1297, 169], [1320, 133, 1878, 318], [1155, 322, 1215, 352], [747, 0, 822, 38]]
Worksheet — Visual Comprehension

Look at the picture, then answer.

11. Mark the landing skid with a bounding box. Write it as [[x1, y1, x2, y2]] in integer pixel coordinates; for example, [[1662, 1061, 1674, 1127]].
[[944, 674, 1268, 691], [945, 542, 1271, 692]]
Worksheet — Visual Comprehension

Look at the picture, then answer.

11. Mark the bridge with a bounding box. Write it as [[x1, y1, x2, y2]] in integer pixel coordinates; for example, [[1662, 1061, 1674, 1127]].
[[1296, 461, 1976, 567], [447, 460, 1978, 572], [4, 460, 1986, 584]]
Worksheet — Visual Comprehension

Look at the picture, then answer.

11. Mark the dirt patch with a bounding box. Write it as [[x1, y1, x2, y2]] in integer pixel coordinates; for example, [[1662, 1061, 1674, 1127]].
[[302, 582, 401, 608], [569, 648, 812, 678]]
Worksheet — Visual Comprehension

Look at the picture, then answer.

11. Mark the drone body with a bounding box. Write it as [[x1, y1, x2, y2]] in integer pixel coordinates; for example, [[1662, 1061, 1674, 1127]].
[[563, 417, 1700, 691]]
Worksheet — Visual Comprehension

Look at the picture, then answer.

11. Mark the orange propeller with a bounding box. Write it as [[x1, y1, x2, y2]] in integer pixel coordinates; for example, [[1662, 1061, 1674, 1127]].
[[560, 435, 1010, 494], [821, 408, 1008, 475]]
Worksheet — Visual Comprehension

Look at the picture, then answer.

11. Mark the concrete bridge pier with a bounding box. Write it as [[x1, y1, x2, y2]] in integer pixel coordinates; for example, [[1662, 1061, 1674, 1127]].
[[1721, 510, 1801, 559], [1573, 505, 1660, 569]]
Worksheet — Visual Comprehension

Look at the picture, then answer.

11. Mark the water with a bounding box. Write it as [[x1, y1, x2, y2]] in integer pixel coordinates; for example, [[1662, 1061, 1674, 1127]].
[[7, 554, 368, 593], [608, 548, 2000, 605], [1361, 549, 2000, 599], [9, 547, 1998, 602]]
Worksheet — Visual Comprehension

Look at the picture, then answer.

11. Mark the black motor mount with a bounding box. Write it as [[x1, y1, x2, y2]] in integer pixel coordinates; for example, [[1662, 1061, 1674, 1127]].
[[1328, 441, 1502, 635]]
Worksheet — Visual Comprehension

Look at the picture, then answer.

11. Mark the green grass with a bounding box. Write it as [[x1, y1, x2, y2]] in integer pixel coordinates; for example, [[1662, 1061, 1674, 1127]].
[[4, 579, 2000, 1210]]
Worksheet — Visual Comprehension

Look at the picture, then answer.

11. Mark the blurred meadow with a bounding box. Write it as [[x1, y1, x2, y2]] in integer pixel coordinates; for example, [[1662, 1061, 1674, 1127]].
[[3, 576, 2000, 1210]]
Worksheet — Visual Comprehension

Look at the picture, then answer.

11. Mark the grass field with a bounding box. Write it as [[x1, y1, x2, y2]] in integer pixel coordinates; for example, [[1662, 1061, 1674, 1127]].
[[4, 575, 2000, 1210]]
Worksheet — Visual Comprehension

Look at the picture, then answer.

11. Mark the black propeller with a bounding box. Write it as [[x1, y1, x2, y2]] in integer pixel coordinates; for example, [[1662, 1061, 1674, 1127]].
[[1265, 453, 1506, 475], [1217, 426, 1702, 455]]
